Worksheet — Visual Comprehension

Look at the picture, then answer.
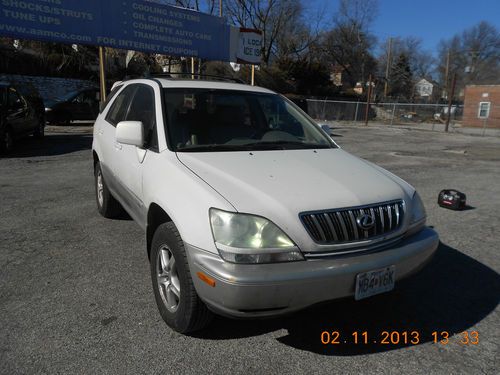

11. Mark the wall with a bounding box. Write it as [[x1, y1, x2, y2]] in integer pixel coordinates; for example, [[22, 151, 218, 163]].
[[463, 85, 500, 128], [0, 74, 96, 106]]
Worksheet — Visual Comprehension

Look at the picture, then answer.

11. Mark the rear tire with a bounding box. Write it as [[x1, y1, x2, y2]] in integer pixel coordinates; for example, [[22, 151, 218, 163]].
[[1, 127, 14, 154], [94, 161, 123, 218], [150, 222, 212, 333]]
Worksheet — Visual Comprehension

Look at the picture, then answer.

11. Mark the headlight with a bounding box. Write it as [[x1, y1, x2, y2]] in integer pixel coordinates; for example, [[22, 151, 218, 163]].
[[408, 192, 426, 235], [44, 107, 52, 112], [209, 208, 303, 264]]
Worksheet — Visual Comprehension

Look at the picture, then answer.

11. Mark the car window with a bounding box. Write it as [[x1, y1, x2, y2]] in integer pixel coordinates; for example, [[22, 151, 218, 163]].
[[125, 84, 157, 150], [100, 85, 122, 114], [73, 92, 85, 103], [0, 87, 5, 107], [163, 88, 334, 152], [8, 88, 24, 109], [105, 85, 136, 126]]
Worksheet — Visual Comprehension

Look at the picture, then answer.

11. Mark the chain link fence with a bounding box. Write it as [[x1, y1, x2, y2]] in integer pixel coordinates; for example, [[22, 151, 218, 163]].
[[306, 99, 463, 127]]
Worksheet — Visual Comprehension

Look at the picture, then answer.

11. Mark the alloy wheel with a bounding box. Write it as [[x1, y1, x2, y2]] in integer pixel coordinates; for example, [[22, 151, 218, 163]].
[[157, 245, 181, 312]]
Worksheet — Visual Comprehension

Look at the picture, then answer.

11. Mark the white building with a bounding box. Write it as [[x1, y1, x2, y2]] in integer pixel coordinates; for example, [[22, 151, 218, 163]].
[[414, 78, 434, 97]]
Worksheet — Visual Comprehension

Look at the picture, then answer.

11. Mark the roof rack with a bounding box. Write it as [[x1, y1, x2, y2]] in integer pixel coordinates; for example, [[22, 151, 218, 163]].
[[151, 73, 245, 84]]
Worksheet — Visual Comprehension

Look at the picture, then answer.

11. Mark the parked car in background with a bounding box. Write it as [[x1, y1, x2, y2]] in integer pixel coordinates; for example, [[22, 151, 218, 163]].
[[0, 81, 45, 153], [45, 88, 100, 125]]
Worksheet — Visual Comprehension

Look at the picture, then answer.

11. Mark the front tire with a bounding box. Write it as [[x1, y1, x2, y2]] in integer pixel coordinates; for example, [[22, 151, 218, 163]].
[[33, 120, 45, 139], [94, 161, 123, 218], [150, 222, 212, 333]]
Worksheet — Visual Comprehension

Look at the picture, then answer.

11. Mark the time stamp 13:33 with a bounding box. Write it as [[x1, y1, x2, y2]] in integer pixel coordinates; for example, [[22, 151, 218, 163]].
[[320, 331, 480, 345]]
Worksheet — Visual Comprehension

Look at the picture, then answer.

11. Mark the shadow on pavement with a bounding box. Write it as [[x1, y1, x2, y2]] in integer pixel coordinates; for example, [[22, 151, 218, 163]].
[[193, 242, 500, 355], [1, 133, 92, 158]]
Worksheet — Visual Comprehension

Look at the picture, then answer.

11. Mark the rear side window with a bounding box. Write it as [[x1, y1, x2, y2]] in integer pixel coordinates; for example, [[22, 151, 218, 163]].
[[8, 88, 24, 108], [0, 87, 6, 108], [105, 85, 136, 126], [125, 84, 157, 150], [100, 85, 121, 113]]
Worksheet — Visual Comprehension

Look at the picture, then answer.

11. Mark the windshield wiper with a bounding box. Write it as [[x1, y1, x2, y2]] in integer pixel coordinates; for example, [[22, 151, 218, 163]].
[[176, 144, 253, 152], [177, 141, 331, 152], [241, 141, 331, 150]]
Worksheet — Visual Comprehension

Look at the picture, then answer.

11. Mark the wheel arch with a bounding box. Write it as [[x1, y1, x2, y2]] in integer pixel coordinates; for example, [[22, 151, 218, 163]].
[[92, 150, 99, 169], [147, 203, 173, 260]]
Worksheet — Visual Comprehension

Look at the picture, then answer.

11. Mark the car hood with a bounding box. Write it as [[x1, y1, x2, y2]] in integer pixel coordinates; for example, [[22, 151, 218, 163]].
[[177, 148, 414, 218]]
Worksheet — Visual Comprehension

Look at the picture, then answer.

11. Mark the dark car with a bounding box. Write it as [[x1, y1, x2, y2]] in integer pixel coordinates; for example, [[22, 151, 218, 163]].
[[0, 82, 45, 153], [45, 88, 100, 125]]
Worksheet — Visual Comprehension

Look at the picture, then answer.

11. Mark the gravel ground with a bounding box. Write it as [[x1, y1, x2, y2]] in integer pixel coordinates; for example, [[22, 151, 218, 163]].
[[1, 125, 499, 374]]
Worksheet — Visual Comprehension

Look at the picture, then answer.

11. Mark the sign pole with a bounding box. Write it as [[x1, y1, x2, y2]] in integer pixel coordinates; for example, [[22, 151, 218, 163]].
[[251, 65, 255, 86], [364, 74, 372, 126], [191, 57, 195, 79], [98, 46, 107, 102]]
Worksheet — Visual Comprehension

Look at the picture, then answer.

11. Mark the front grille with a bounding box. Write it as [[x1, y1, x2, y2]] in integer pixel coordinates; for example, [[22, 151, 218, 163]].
[[300, 200, 404, 244]]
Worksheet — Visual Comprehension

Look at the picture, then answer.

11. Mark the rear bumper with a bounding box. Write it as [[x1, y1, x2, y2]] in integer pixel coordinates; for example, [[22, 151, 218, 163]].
[[186, 227, 439, 318]]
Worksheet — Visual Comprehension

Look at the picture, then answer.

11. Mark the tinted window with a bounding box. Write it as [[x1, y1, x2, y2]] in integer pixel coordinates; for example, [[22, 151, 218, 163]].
[[100, 85, 122, 114], [8, 88, 23, 109], [126, 85, 157, 150], [0, 87, 6, 108], [105, 85, 136, 126]]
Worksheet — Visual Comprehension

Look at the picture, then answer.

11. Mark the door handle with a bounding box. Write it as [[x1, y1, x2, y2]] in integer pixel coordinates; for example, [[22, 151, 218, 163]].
[[114, 143, 122, 150]]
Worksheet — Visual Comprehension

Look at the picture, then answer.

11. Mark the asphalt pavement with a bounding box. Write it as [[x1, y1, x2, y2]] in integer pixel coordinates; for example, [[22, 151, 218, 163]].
[[1, 125, 499, 374]]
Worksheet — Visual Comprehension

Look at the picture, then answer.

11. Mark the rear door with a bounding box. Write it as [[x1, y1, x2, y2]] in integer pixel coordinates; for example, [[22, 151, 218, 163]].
[[97, 84, 136, 196]]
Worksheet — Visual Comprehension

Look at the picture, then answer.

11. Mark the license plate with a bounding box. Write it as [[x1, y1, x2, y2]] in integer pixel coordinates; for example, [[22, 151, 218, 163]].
[[355, 265, 395, 300]]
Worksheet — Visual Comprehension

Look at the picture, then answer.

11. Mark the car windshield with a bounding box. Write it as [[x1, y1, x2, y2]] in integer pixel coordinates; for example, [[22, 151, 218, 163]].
[[163, 88, 334, 152], [57, 91, 80, 102]]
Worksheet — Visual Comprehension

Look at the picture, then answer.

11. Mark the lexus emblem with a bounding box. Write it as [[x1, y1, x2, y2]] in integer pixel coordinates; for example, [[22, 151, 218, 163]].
[[356, 214, 375, 230]]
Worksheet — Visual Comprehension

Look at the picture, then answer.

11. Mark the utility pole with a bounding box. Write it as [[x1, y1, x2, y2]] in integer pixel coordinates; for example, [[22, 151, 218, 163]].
[[384, 38, 392, 98], [365, 74, 373, 126], [444, 49, 450, 99], [445, 73, 457, 132], [98, 46, 107, 103]]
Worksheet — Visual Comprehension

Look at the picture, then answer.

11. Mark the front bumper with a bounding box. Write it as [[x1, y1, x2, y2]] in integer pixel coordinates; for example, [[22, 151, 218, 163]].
[[186, 227, 439, 318]]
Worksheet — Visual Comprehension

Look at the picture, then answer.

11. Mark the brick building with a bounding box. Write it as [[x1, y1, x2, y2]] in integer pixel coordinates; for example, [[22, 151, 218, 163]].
[[463, 85, 500, 128]]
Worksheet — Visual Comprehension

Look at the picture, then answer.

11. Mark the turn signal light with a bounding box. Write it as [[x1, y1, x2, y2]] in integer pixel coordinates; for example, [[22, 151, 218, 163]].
[[197, 272, 216, 287]]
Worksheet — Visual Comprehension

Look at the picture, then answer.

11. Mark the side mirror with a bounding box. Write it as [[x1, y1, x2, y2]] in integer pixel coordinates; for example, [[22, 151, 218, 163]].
[[320, 124, 331, 135], [116, 121, 144, 147]]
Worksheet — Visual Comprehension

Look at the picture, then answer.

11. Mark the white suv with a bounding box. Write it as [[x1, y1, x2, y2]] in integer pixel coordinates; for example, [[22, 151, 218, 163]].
[[92, 77, 438, 333]]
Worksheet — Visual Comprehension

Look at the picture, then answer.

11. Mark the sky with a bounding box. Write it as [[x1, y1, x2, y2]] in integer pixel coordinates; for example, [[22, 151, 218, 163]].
[[306, 0, 500, 54]]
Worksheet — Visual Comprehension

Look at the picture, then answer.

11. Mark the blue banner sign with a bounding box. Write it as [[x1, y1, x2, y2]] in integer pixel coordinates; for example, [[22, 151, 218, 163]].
[[0, 0, 231, 61]]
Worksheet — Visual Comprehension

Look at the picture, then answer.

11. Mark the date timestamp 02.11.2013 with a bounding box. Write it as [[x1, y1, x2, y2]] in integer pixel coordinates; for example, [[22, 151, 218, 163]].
[[320, 331, 480, 345]]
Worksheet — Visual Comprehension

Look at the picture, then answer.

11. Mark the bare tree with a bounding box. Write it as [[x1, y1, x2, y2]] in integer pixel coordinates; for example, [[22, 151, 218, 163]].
[[321, 0, 379, 88], [379, 37, 435, 80], [437, 21, 500, 95], [224, 0, 304, 64]]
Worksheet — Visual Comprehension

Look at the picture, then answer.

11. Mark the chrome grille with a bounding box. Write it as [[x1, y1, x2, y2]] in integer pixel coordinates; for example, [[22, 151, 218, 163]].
[[300, 200, 404, 244]]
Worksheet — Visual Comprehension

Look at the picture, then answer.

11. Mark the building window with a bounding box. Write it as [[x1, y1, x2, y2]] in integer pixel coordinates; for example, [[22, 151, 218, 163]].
[[478, 102, 490, 119]]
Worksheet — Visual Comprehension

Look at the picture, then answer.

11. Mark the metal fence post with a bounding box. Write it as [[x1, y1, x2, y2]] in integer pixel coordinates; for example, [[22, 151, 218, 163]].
[[322, 97, 327, 121], [432, 100, 439, 131], [354, 101, 359, 122], [481, 118, 488, 136], [390, 103, 396, 126]]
